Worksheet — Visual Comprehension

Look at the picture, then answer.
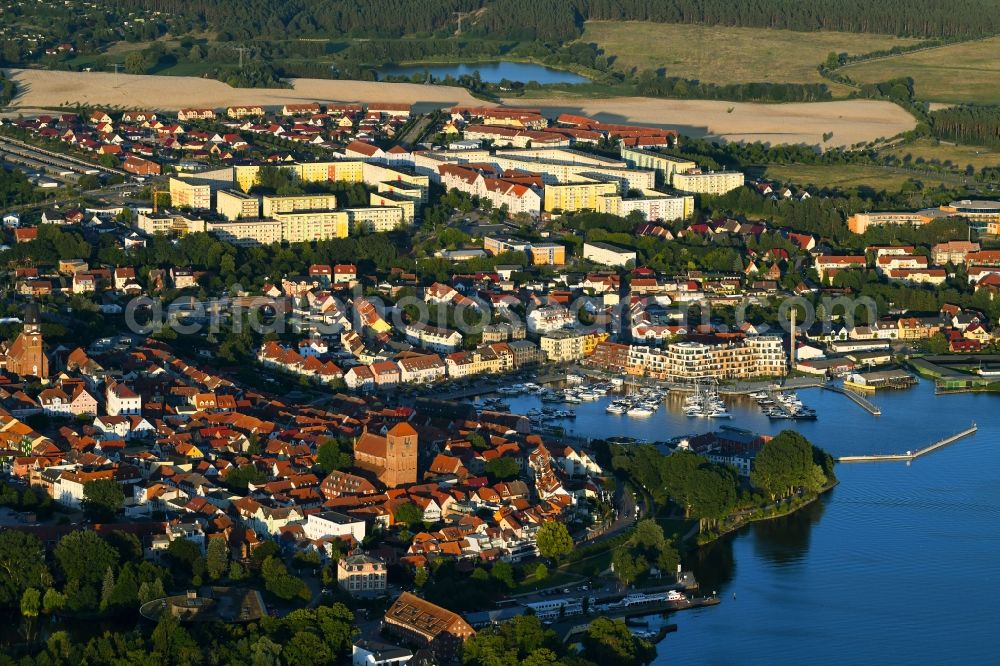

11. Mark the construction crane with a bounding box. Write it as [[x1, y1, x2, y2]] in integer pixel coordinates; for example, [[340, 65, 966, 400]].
[[151, 187, 168, 213]]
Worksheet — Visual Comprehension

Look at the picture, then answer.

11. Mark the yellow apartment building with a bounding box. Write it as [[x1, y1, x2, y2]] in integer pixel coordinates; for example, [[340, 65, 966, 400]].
[[274, 211, 349, 242], [544, 180, 619, 213]]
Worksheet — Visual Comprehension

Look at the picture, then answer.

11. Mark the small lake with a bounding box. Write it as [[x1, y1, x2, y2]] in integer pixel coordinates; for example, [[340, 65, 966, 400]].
[[374, 61, 589, 85]]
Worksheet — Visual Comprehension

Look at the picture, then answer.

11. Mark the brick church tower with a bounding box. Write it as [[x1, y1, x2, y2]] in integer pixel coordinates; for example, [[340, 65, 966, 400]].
[[5, 303, 48, 380], [383, 422, 418, 488]]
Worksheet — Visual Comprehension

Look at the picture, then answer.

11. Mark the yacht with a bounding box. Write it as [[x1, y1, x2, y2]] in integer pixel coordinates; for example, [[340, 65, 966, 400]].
[[627, 405, 655, 417]]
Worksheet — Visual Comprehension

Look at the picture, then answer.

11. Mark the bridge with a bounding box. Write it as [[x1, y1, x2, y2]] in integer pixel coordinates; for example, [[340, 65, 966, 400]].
[[836, 423, 977, 463]]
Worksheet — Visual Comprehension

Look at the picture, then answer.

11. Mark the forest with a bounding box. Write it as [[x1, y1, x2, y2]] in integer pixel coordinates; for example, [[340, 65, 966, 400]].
[[103, 0, 1000, 42], [929, 106, 1000, 148]]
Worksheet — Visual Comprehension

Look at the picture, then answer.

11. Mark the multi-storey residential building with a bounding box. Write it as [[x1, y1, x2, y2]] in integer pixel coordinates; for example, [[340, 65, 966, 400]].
[[600, 190, 695, 222], [615, 337, 785, 380], [672, 170, 744, 195], [526, 306, 576, 334], [344, 207, 405, 233], [216, 189, 260, 220], [397, 354, 447, 384], [404, 323, 463, 353], [620, 146, 697, 185], [261, 194, 338, 217], [169, 177, 212, 210], [932, 241, 980, 266], [368, 192, 416, 224], [207, 219, 283, 247], [540, 329, 586, 363], [274, 211, 349, 242], [543, 179, 619, 213]]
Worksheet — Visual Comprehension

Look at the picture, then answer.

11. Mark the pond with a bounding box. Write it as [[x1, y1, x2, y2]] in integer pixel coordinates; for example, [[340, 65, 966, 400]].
[[374, 61, 589, 85]]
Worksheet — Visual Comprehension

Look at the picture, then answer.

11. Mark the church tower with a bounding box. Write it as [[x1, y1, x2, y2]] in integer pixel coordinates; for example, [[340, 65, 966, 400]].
[[6, 303, 48, 380], [383, 422, 418, 487]]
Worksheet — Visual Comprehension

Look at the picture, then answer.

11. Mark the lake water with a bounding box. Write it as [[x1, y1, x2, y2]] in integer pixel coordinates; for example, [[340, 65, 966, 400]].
[[375, 61, 589, 85], [503, 380, 999, 664]]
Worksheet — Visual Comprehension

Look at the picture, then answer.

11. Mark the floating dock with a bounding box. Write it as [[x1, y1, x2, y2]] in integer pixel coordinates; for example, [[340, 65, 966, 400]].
[[836, 423, 977, 463]]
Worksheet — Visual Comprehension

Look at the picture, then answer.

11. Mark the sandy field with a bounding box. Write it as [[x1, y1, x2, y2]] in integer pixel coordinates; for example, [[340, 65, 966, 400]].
[[527, 96, 916, 148], [5, 69, 916, 147]]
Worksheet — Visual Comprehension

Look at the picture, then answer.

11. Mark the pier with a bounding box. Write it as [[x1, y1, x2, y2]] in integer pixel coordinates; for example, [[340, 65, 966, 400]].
[[822, 384, 881, 415], [836, 423, 978, 463]]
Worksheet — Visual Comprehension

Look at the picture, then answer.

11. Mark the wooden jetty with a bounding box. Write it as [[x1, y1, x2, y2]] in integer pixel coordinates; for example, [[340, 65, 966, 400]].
[[836, 423, 977, 463]]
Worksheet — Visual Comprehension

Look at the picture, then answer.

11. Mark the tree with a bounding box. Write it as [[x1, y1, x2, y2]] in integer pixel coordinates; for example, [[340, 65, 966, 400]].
[[251, 636, 282, 666], [484, 456, 520, 482], [261, 556, 309, 601], [535, 521, 573, 561], [393, 502, 425, 527], [751, 430, 823, 500], [42, 588, 66, 615], [20, 587, 40, 641], [55, 530, 118, 587], [282, 631, 332, 666], [583, 617, 654, 666], [125, 51, 147, 75], [316, 439, 351, 473], [533, 563, 548, 581], [413, 566, 429, 589], [0, 531, 50, 607], [491, 561, 515, 590], [206, 537, 229, 580], [82, 478, 124, 521]]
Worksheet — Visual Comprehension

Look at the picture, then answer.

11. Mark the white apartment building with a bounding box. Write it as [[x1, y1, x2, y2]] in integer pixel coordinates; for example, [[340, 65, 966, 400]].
[[303, 511, 367, 542], [405, 323, 463, 353]]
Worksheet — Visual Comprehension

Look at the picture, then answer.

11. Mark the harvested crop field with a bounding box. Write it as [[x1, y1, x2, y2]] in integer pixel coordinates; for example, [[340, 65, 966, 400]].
[[5, 68, 916, 147]]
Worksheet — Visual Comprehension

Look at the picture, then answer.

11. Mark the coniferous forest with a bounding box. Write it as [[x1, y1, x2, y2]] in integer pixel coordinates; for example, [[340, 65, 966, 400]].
[[105, 0, 1000, 41]]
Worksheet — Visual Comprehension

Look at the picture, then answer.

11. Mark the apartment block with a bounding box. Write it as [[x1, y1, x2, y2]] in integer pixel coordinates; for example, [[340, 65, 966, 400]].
[[345, 206, 405, 233], [620, 146, 697, 186], [168, 177, 212, 210], [544, 180, 619, 213], [672, 171, 744, 195], [274, 210, 349, 242], [261, 194, 338, 217], [216, 189, 260, 221], [600, 190, 694, 222]]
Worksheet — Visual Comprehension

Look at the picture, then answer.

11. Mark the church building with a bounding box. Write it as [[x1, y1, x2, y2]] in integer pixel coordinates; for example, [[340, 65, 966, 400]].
[[354, 422, 418, 488], [1, 303, 49, 380]]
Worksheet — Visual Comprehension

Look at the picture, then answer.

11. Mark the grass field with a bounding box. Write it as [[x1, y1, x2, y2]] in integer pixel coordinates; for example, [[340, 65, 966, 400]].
[[843, 37, 1000, 105], [761, 163, 966, 191], [881, 139, 1000, 171], [581, 21, 920, 96]]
